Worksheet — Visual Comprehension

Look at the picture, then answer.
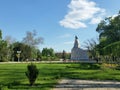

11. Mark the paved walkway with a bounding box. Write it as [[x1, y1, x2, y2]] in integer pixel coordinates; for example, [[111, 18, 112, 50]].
[[53, 79, 120, 90]]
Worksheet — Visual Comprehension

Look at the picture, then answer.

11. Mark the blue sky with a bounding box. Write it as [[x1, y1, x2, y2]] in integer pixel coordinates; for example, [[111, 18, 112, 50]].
[[0, 0, 120, 52]]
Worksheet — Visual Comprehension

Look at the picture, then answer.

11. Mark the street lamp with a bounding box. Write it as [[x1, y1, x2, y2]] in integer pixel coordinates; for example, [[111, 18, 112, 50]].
[[17, 51, 21, 62]]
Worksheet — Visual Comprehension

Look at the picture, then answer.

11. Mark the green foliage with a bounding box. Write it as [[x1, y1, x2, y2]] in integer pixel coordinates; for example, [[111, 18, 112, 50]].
[[102, 41, 120, 64], [95, 10, 120, 63], [96, 11, 120, 46], [62, 50, 66, 60], [13, 42, 32, 61], [42, 48, 55, 57], [0, 29, 2, 39], [0, 40, 8, 62], [103, 41, 120, 56], [30, 47, 37, 60], [22, 30, 43, 47], [0, 30, 9, 62], [55, 52, 71, 60], [36, 49, 42, 61], [25, 63, 39, 86], [84, 39, 99, 61]]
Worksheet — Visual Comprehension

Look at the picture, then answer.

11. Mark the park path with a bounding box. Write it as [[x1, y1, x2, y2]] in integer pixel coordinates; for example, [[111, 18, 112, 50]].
[[52, 79, 120, 90]]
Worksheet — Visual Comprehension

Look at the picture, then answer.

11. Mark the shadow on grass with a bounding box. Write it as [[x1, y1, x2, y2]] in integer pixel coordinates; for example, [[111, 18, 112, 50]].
[[66, 63, 101, 70], [7, 82, 57, 90]]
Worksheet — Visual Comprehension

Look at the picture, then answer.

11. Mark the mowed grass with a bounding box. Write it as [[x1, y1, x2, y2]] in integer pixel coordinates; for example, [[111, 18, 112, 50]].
[[0, 63, 120, 90]]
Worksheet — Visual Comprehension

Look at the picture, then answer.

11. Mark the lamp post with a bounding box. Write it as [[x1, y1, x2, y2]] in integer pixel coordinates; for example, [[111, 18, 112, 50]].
[[17, 51, 21, 62]]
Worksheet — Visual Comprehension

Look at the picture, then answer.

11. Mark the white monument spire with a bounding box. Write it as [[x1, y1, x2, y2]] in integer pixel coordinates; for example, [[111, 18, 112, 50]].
[[73, 36, 80, 48]]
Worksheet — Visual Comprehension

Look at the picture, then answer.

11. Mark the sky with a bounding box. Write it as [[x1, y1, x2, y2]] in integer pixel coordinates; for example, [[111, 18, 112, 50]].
[[0, 0, 120, 52]]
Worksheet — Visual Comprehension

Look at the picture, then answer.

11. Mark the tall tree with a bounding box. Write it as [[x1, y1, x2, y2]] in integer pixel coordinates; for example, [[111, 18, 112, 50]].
[[0, 30, 9, 61], [4, 35, 16, 45], [84, 38, 99, 61], [0, 30, 2, 39], [96, 10, 120, 63], [62, 50, 66, 60], [42, 48, 54, 57], [96, 11, 120, 46], [36, 49, 42, 61], [13, 42, 32, 61], [0, 40, 8, 62], [22, 30, 43, 47]]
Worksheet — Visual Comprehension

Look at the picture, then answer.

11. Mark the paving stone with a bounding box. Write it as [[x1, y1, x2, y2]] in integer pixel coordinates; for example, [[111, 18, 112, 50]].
[[53, 79, 120, 90]]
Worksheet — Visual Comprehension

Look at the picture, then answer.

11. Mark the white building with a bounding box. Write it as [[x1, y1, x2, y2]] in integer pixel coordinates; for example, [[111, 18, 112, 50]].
[[71, 36, 89, 61]]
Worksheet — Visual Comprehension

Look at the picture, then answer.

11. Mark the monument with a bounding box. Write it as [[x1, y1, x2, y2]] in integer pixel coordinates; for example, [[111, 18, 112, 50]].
[[71, 36, 89, 61]]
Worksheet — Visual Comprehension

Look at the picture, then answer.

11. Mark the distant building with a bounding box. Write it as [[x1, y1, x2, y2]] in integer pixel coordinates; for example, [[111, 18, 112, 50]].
[[71, 36, 89, 61]]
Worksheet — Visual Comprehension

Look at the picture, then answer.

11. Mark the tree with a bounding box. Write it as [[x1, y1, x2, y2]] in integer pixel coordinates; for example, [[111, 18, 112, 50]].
[[0, 30, 9, 62], [13, 42, 32, 61], [36, 49, 42, 61], [84, 39, 99, 60], [3, 36, 16, 61], [0, 29, 2, 39], [22, 30, 43, 60], [0, 40, 8, 62], [103, 41, 120, 64], [96, 10, 120, 63], [55, 51, 71, 60], [62, 50, 66, 60], [4, 35, 16, 45], [22, 30, 43, 47], [42, 48, 54, 57], [25, 63, 39, 86], [96, 11, 120, 46]]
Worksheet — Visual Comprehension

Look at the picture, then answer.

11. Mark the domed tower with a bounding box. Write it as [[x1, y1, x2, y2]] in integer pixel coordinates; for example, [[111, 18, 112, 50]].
[[71, 36, 89, 61]]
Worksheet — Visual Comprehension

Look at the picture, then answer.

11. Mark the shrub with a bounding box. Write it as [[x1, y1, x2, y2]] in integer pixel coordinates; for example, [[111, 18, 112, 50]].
[[25, 63, 39, 86]]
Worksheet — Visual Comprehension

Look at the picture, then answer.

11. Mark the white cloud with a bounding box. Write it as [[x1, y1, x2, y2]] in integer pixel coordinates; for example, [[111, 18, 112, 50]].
[[59, 34, 71, 38], [90, 17, 102, 24], [60, 19, 87, 29], [111, 14, 118, 19], [63, 41, 74, 45], [59, 0, 106, 29]]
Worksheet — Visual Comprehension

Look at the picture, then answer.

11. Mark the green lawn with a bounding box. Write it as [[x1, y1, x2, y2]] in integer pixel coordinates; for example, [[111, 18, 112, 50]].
[[0, 62, 120, 90]]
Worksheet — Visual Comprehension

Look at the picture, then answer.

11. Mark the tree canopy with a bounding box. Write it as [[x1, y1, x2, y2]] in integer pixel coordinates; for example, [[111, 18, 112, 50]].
[[22, 30, 44, 47], [96, 11, 120, 46]]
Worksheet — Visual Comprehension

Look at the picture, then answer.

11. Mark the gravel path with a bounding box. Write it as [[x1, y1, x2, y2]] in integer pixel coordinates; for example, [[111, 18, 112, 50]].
[[52, 79, 120, 90]]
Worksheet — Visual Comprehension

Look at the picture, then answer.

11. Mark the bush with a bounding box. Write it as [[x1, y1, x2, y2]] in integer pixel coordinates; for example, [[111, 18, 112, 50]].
[[25, 63, 39, 86]]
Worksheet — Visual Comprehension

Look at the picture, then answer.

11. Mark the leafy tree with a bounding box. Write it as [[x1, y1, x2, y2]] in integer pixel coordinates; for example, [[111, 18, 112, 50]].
[[103, 41, 120, 56], [84, 39, 99, 61], [42, 48, 54, 57], [0, 30, 43, 62], [55, 52, 62, 58], [96, 11, 120, 46], [96, 10, 120, 63], [62, 50, 66, 60], [30, 47, 38, 60], [103, 41, 120, 64], [4, 35, 16, 45], [41, 48, 56, 61], [21, 30, 43, 61], [25, 63, 39, 86], [0, 30, 9, 62], [0, 40, 8, 62], [13, 42, 32, 61], [36, 49, 42, 61], [55, 51, 71, 60], [4, 36, 16, 61], [22, 30, 43, 47], [0, 30, 2, 39]]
